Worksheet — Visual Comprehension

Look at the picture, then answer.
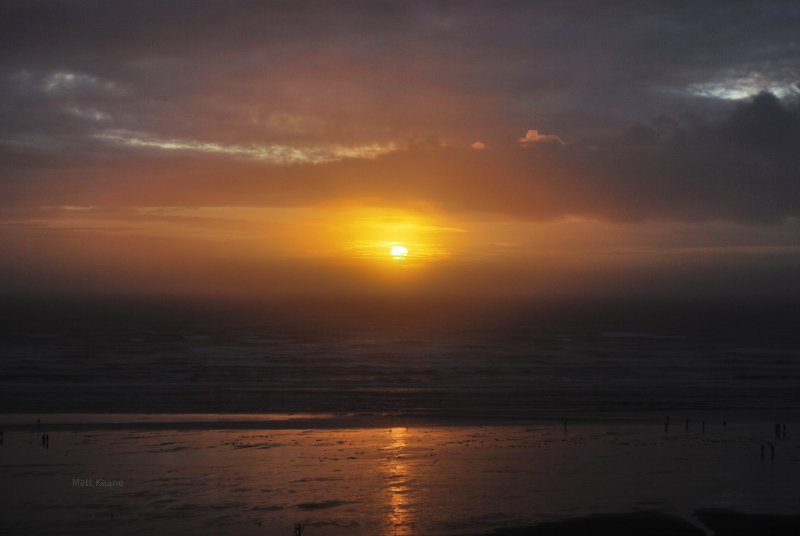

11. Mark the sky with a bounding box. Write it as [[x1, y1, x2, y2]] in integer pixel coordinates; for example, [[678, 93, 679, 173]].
[[1, 0, 799, 298]]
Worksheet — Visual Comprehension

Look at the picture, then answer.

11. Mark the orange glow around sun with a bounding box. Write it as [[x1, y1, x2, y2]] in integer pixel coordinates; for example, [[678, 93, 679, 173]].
[[327, 206, 455, 264]]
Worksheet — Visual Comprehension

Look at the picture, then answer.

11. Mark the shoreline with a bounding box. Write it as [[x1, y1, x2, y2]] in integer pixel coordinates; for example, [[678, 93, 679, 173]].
[[2, 410, 798, 431]]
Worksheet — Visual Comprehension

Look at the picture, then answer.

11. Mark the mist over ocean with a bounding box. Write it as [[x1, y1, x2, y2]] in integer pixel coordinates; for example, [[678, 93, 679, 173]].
[[3, 295, 798, 420]]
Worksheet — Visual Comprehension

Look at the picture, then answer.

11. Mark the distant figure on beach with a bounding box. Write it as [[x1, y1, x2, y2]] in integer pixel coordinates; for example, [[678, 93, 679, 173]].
[[760, 444, 765, 460], [782, 424, 787, 438], [45, 434, 50, 449], [775, 423, 781, 438], [0, 430, 4, 445], [36, 418, 40, 427], [41, 433, 46, 447]]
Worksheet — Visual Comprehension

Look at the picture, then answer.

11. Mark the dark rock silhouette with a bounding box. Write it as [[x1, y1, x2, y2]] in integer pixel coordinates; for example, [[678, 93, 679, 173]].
[[483, 510, 800, 536], [695, 509, 800, 536], [484, 511, 704, 535]]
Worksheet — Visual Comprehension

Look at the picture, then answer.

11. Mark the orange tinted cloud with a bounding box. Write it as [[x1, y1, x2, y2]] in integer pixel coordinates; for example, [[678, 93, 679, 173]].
[[518, 129, 565, 145]]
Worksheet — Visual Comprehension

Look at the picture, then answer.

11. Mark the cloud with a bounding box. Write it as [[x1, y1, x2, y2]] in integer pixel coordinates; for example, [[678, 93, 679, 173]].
[[518, 129, 565, 146], [1, 2, 799, 224], [41, 71, 126, 95], [11, 70, 128, 97], [93, 129, 397, 165], [688, 76, 796, 101], [3, 92, 797, 226], [66, 106, 111, 122], [2, 1, 796, 151]]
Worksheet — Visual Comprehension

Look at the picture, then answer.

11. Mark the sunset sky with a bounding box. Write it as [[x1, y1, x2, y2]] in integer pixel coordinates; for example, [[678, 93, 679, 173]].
[[1, 1, 799, 297]]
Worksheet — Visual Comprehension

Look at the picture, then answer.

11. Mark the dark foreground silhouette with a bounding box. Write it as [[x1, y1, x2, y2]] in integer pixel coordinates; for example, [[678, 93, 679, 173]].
[[484, 510, 800, 536], [694, 509, 800, 536]]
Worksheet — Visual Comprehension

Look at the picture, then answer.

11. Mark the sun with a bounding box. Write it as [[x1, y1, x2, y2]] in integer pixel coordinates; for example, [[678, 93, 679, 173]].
[[390, 245, 408, 260]]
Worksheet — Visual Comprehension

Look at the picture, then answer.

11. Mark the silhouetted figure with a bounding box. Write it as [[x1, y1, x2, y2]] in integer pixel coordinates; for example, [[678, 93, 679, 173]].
[[36, 418, 40, 427], [782, 424, 787, 438], [723, 420, 727, 427], [665, 416, 670, 434], [41, 433, 46, 447], [563, 420, 568, 434], [770, 443, 775, 461], [775, 423, 781, 438], [45, 434, 49, 449], [0, 430, 4, 445], [760, 444, 765, 461]]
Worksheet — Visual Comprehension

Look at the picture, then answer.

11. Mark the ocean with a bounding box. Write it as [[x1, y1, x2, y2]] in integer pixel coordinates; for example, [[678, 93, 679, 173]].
[[1, 295, 799, 534], [1, 295, 798, 420]]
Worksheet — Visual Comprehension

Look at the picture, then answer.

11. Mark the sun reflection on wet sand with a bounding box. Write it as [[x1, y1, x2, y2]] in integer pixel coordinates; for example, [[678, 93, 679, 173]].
[[384, 427, 415, 535], [1, 422, 799, 535]]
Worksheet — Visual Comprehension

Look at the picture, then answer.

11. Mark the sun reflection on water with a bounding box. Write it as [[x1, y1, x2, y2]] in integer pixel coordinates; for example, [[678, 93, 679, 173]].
[[384, 427, 415, 535]]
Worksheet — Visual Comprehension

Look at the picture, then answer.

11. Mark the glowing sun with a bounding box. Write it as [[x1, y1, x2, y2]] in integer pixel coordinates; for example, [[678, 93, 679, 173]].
[[390, 245, 408, 260]]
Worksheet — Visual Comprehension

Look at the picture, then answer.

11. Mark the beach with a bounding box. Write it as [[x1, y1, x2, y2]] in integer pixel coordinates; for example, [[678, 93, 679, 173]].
[[1, 414, 798, 535]]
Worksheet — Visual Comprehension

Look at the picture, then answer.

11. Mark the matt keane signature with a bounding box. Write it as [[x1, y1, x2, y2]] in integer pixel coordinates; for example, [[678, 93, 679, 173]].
[[72, 478, 125, 488]]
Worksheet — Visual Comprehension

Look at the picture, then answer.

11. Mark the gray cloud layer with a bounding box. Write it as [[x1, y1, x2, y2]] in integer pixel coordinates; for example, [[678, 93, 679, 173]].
[[1, 0, 799, 223]]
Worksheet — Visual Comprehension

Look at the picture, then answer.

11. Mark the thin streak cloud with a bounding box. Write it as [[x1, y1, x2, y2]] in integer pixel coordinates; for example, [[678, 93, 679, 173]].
[[94, 130, 397, 165]]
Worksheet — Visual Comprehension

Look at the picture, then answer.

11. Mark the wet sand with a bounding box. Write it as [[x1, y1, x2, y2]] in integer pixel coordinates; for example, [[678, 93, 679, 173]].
[[1, 415, 798, 535]]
